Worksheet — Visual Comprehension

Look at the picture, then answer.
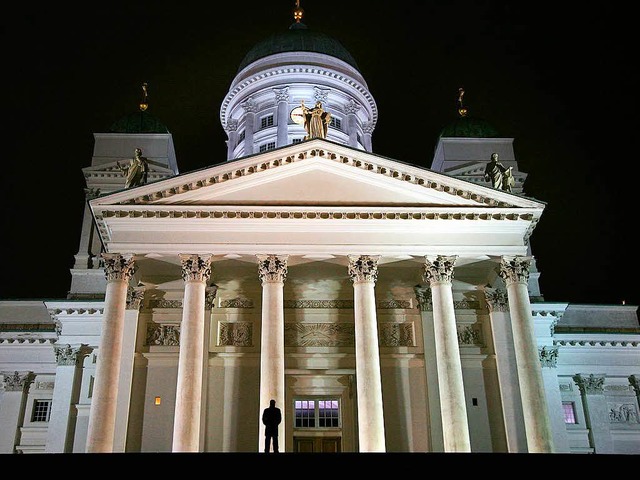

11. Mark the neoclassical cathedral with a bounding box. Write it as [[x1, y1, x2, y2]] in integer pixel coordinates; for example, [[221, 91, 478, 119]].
[[1, 6, 638, 455]]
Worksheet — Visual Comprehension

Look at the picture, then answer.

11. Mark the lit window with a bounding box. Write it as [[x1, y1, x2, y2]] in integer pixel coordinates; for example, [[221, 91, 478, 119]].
[[261, 115, 274, 129], [562, 401, 577, 424], [294, 398, 340, 428], [32, 399, 52, 422], [259, 142, 276, 152]]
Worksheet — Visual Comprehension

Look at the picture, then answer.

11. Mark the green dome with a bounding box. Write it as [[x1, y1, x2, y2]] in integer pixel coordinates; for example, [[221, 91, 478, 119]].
[[237, 22, 359, 72], [109, 111, 169, 134], [439, 115, 500, 138]]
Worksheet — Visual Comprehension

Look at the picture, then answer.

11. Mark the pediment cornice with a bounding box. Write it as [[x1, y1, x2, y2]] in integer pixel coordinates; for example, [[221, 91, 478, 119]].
[[90, 140, 544, 210]]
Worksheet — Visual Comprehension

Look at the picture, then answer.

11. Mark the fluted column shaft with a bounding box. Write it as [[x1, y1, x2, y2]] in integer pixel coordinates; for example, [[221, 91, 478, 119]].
[[349, 255, 385, 452], [86, 253, 135, 453], [274, 88, 289, 148], [257, 255, 288, 452], [424, 255, 471, 452], [500, 256, 554, 453], [172, 254, 212, 452]]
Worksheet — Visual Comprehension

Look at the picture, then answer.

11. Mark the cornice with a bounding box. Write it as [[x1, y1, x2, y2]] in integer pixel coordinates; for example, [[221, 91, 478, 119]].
[[222, 65, 376, 127]]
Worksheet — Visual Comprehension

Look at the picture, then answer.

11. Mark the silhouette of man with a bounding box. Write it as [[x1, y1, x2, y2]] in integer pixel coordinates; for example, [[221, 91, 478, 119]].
[[262, 399, 282, 453]]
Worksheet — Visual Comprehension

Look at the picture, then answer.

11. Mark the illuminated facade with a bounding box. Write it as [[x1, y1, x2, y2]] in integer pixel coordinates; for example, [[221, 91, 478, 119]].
[[1, 10, 639, 455]]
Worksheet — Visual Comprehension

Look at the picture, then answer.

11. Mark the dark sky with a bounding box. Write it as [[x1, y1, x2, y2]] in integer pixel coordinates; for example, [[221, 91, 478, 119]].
[[2, 1, 637, 307]]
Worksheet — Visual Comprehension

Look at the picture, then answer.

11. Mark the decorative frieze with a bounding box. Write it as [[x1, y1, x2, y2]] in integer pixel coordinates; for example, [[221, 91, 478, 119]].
[[257, 254, 288, 284], [454, 300, 481, 310], [180, 254, 212, 283], [484, 287, 509, 312], [559, 383, 573, 392], [284, 299, 352, 309], [102, 253, 136, 282], [220, 298, 254, 308], [1, 371, 34, 392], [608, 403, 639, 423], [554, 339, 639, 347], [378, 299, 412, 309], [348, 255, 380, 283], [498, 256, 531, 285], [379, 322, 414, 347], [423, 255, 457, 285], [218, 322, 253, 347], [148, 299, 183, 309], [457, 324, 484, 347], [574, 374, 606, 395], [54, 344, 89, 366], [146, 324, 180, 346], [284, 323, 355, 347], [35, 380, 55, 390], [538, 345, 559, 368]]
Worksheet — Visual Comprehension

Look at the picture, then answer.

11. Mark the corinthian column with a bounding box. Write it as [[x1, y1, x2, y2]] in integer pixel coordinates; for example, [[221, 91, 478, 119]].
[[484, 287, 527, 452], [274, 87, 289, 148], [172, 254, 212, 452], [423, 255, 471, 452], [257, 254, 288, 452], [348, 255, 386, 452], [0, 371, 34, 453], [499, 256, 554, 453], [86, 253, 135, 453]]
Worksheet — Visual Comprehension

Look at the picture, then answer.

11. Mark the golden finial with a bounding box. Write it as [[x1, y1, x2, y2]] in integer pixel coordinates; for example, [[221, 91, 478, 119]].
[[139, 82, 149, 112], [293, 0, 304, 23], [457, 87, 467, 117]]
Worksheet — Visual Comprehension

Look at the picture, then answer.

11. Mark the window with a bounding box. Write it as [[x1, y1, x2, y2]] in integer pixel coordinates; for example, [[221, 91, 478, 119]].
[[237, 130, 245, 147], [31, 399, 52, 422], [259, 142, 276, 152], [330, 117, 342, 130], [562, 401, 577, 424], [292, 138, 303, 144], [294, 398, 340, 428], [260, 115, 274, 129]]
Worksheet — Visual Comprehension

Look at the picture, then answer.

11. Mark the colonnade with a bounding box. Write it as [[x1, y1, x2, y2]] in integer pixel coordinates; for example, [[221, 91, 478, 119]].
[[84, 253, 554, 453]]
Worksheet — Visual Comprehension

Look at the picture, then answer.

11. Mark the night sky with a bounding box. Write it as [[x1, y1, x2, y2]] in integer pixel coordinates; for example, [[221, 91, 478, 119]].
[[2, 1, 637, 308]]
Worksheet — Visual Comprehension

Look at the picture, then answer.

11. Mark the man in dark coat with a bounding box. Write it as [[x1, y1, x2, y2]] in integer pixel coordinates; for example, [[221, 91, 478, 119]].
[[262, 399, 282, 453]]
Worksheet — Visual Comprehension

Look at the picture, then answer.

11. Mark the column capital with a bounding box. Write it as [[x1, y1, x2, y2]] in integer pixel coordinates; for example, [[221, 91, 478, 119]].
[[242, 97, 257, 113], [345, 99, 361, 115], [126, 286, 145, 310], [102, 253, 136, 282], [414, 285, 433, 311], [54, 344, 90, 366], [499, 255, 531, 286], [362, 121, 374, 134], [423, 255, 457, 285], [538, 345, 559, 368], [225, 119, 238, 132], [257, 254, 288, 284], [205, 285, 218, 309], [348, 255, 380, 284], [484, 286, 509, 312], [179, 254, 212, 283], [574, 374, 606, 395], [1, 371, 34, 392], [273, 87, 289, 103]]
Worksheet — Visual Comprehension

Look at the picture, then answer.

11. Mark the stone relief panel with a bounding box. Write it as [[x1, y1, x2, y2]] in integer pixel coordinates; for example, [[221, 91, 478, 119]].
[[218, 322, 253, 347], [146, 323, 180, 346], [608, 403, 639, 423], [379, 322, 414, 347], [284, 323, 355, 347], [456, 324, 484, 347]]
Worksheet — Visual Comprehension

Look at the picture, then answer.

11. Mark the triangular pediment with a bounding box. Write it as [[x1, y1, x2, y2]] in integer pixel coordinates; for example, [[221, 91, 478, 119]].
[[90, 139, 544, 209]]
